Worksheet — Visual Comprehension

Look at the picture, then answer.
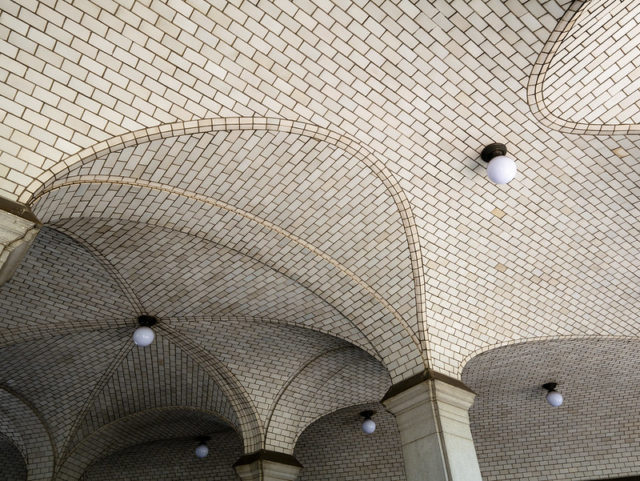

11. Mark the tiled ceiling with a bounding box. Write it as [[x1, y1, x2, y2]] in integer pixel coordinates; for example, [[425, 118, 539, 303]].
[[56, 408, 235, 480], [463, 339, 640, 480], [0, 331, 129, 456], [0, 227, 391, 470], [82, 430, 243, 481], [530, 0, 640, 133], [1, 0, 640, 479], [0, 431, 27, 481], [67, 331, 241, 448], [0, 388, 53, 481]]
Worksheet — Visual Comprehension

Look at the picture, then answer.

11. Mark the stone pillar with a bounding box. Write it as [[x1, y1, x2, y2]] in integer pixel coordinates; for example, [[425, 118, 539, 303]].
[[0, 197, 40, 285], [382, 370, 482, 481], [233, 450, 302, 481]]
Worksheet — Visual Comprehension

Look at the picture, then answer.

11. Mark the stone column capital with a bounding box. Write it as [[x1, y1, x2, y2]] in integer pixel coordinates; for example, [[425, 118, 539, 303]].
[[233, 450, 302, 481], [383, 370, 476, 415], [0, 197, 40, 285]]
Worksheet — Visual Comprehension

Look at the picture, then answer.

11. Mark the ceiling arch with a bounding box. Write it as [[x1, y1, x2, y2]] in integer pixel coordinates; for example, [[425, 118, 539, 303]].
[[529, 0, 640, 134], [165, 318, 381, 437], [64, 331, 240, 460], [2, 0, 640, 384], [45, 216, 385, 361], [0, 228, 263, 454], [463, 338, 640, 480], [0, 226, 400, 457], [3, 1, 640, 479], [0, 387, 54, 481], [26, 119, 432, 379], [55, 407, 235, 481], [83, 430, 242, 481], [266, 347, 391, 453], [35, 178, 415, 339], [23, 117, 428, 360], [0, 432, 27, 481]]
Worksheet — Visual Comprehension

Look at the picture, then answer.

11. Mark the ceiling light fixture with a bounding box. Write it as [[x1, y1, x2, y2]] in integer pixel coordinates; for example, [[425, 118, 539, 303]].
[[542, 382, 563, 407], [133, 315, 157, 347], [360, 410, 376, 434], [195, 436, 210, 459], [481, 143, 517, 184]]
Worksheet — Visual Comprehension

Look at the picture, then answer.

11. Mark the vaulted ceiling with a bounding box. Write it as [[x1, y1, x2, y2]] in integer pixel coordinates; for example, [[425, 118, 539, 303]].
[[1, 0, 640, 479]]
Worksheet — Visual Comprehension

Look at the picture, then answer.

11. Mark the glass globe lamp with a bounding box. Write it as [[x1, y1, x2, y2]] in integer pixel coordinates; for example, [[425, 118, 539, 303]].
[[195, 443, 209, 459], [543, 382, 563, 407], [360, 410, 376, 434], [362, 418, 376, 434], [546, 390, 564, 407], [481, 143, 517, 185], [133, 315, 157, 347], [133, 326, 155, 347]]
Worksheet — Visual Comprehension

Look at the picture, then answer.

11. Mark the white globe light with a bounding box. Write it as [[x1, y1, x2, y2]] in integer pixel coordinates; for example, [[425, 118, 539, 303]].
[[487, 155, 517, 184], [133, 326, 155, 347], [362, 419, 376, 434], [546, 390, 563, 407], [195, 443, 209, 458]]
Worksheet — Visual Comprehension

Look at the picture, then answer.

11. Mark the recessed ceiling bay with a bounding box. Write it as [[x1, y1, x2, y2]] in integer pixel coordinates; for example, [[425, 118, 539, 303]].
[[0, 126, 416, 478]]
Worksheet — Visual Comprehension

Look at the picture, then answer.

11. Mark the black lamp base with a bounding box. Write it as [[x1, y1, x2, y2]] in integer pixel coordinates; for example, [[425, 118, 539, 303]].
[[137, 315, 158, 327], [481, 143, 507, 162]]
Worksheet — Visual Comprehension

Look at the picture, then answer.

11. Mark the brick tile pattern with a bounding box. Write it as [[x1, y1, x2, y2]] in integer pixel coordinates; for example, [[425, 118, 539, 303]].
[[295, 403, 406, 481], [44, 130, 410, 293], [4, 0, 639, 380], [529, 0, 640, 133], [266, 348, 391, 452], [171, 317, 391, 453], [0, 432, 27, 481], [57, 407, 235, 481], [0, 227, 135, 329], [81, 430, 242, 481], [36, 128, 418, 339], [68, 332, 239, 452], [28, 127, 424, 379], [4, 0, 638, 381], [1, 0, 640, 478], [0, 331, 128, 458], [425, 132, 640, 377], [0, 388, 54, 481], [44, 214, 421, 379], [463, 339, 640, 480], [0, 0, 488, 197], [18, 117, 427, 352]]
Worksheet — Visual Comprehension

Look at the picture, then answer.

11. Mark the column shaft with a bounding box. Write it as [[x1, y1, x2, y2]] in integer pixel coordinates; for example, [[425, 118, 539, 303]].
[[383, 371, 482, 481]]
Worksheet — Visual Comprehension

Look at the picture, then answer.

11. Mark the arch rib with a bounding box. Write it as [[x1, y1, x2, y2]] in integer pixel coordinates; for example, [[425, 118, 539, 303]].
[[22, 117, 430, 370], [527, 0, 640, 134]]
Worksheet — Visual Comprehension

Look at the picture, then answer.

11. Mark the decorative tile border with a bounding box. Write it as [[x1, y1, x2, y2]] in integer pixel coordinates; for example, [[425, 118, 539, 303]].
[[528, 0, 640, 134]]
